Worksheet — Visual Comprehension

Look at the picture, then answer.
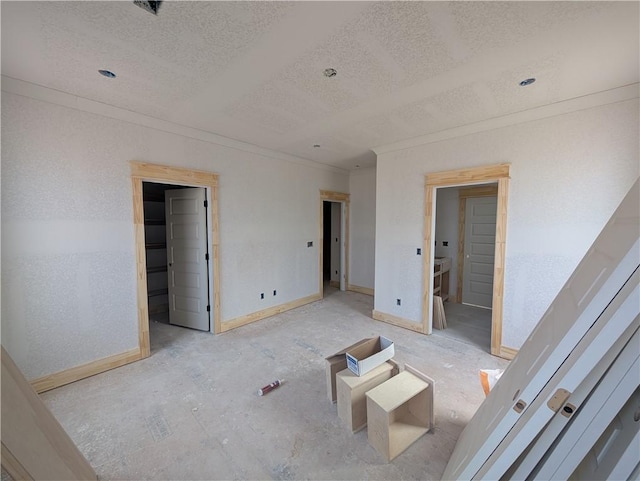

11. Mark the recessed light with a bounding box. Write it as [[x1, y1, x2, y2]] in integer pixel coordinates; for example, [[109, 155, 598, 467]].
[[323, 68, 337, 78], [134, 0, 162, 15], [313, 144, 321, 148], [98, 69, 116, 79], [519, 78, 535, 86]]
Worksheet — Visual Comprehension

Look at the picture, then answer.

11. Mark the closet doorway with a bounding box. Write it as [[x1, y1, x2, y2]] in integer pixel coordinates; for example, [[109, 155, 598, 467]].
[[142, 183, 210, 331], [131, 162, 221, 359]]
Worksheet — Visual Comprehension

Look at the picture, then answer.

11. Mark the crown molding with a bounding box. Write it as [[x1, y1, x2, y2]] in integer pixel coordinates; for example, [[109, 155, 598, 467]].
[[373, 83, 639, 156], [1, 75, 349, 175]]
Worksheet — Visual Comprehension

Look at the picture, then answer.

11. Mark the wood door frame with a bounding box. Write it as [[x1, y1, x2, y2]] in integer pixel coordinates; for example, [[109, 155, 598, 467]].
[[319, 190, 350, 297], [131, 162, 221, 360], [423, 164, 510, 358], [457, 184, 499, 304]]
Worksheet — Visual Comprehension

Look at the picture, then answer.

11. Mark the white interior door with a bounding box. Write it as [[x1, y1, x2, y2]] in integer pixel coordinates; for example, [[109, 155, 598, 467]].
[[165, 188, 210, 331], [462, 196, 497, 308], [570, 386, 640, 481], [479, 271, 639, 479], [505, 320, 639, 479], [443, 179, 640, 480], [533, 328, 640, 480]]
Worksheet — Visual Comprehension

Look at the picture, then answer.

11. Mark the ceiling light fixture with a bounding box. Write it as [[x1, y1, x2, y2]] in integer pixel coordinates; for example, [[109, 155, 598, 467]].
[[519, 78, 536, 86], [323, 68, 337, 78], [134, 0, 162, 15], [98, 69, 116, 78]]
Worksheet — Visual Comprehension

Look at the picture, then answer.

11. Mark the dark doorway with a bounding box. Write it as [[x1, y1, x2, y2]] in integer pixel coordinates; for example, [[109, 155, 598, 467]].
[[323, 201, 331, 283]]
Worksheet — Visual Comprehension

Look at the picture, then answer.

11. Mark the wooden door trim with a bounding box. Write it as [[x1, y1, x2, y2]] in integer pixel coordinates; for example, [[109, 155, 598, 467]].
[[457, 185, 499, 303], [131, 162, 222, 359], [423, 164, 510, 357], [319, 190, 350, 297]]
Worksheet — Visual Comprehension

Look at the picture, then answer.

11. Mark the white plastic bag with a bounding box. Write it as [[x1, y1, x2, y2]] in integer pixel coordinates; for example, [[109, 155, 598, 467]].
[[479, 368, 504, 396]]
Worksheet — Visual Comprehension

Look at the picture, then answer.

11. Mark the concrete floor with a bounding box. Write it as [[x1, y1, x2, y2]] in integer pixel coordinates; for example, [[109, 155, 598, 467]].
[[41, 289, 508, 480], [437, 302, 492, 353]]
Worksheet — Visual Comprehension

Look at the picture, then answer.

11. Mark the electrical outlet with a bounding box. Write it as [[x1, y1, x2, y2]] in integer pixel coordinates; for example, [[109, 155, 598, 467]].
[[417, 248, 421, 255], [307, 241, 313, 247], [260, 293, 264, 299], [397, 299, 401, 306], [273, 290, 276, 296], [443, 241, 449, 246]]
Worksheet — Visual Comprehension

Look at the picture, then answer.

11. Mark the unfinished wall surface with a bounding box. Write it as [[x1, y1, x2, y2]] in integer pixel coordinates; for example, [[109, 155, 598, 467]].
[[374, 98, 639, 349], [434, 187, 459, 298], [1, 89, 348, 380], [348, 167, 376, 292]]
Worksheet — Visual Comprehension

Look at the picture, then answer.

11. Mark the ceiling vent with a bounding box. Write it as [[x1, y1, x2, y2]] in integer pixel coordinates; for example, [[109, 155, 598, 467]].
[[134, 1, 162, 15]]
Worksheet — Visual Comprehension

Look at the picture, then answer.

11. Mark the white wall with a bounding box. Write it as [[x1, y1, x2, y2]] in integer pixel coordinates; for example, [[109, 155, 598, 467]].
[[348, 167, 376, 291], [1, 91, 348, 380], [374, 99, 639, 349], [434, 187, 459, 298]]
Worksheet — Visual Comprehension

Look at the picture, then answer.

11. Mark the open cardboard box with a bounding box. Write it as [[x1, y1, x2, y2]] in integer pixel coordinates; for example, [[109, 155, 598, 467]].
[[325, 338, 375, 403], [346, 336, 395, 376]]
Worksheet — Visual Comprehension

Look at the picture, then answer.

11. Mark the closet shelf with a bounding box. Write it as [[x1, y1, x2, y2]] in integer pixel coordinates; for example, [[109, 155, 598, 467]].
[[145, 243, 167, 250], [147, 266, 168, 274], [148, 288, 168, 298]]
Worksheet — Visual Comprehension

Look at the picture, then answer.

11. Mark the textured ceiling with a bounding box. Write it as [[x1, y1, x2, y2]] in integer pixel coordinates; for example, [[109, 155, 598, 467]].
[[2, 1, 638, 170]]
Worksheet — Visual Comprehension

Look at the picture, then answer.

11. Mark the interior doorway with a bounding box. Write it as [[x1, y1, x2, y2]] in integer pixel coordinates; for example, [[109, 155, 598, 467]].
[[131, 162, 221, 359], [323, 200, 343, 295], [433, 184, 497, 352], [423, 164, 511, 359], [142, 182, 210, 332], [319, 190, 350, 298], [322, 201, 332, 288]]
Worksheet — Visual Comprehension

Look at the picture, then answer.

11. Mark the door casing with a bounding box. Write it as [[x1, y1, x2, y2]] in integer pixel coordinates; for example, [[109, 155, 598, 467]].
[[131, 162, 221, 359], [423, 164, 510, 358], [319, 190, 350, 296]]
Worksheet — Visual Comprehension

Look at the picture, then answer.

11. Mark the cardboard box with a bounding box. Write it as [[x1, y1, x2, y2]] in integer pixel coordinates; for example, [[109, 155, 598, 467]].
[[346, 336, 395, 376], [325, 338, 375, 403], [337, 360, 399, 433]]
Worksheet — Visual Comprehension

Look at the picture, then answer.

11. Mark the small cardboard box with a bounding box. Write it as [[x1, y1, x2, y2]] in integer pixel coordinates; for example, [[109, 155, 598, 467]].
[[346, 336, 395, 376], [326, 338, 375, 403]]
